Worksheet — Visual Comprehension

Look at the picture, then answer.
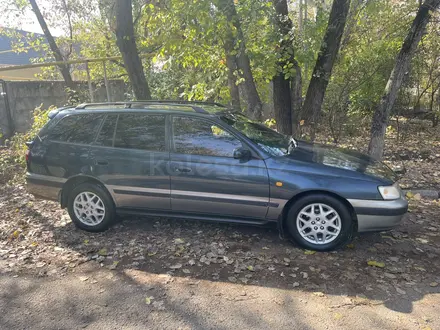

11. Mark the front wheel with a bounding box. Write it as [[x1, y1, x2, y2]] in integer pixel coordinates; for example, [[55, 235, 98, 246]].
[[286, 194, 354, 251], [67, 183, 116, 232]]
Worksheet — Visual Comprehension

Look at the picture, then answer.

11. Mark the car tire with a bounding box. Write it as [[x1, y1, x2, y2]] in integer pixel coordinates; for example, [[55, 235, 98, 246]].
[[67, 182, 116, 232], [285, 194, 354, 251]]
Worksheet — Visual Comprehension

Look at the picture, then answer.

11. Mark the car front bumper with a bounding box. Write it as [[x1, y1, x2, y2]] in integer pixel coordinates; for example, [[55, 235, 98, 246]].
[[347, 197, 408, 232]]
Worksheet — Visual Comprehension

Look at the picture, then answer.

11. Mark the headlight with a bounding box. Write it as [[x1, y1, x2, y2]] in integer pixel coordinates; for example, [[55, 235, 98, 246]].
[[378, 183, 402, 200]]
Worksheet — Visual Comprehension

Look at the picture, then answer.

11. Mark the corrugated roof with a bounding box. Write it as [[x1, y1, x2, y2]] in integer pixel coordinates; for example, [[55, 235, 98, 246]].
[[0, 28, 49, 65]]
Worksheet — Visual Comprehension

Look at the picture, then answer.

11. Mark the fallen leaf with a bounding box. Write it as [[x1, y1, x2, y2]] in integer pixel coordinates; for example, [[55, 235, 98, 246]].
[[145, 296, 154, 305], [304, 250, 316, 255], [416, 238, 429, 244], [334, 312, 343, 320], [429, 282, 438, 287], [98, 248, 107, 256], [169, 263, 182, 269], [174, 238, 184, 244], [109, 261, 119, 270], [79, 276, 89, 282], [413, 193, 422, 201], [313, 292, 325, 297], [395, 287, 406, 295], [406, 191, 414, 198], [247, 265, 254, 271], [367, 260, 385, 268]]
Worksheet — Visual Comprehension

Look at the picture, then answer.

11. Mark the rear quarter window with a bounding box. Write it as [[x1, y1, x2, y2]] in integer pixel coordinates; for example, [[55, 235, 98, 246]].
[[46, 113, 104, 144]]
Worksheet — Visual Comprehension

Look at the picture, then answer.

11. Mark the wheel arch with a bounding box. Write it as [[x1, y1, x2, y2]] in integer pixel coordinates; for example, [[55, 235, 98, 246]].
[[60, 175, 114, 208], [279, 190, 358, 237]]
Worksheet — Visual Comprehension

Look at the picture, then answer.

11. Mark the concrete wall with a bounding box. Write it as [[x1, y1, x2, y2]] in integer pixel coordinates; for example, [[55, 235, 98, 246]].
[[0, 80, 127, 139]]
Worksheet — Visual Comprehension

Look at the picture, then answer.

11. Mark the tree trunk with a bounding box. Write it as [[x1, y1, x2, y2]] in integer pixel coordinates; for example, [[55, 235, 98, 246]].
[[272, 0, 292, 135], [302, 0, 351, 139], [114, 0, 151, 100], [291, 61, 303, 134], [273, 74, 292, 135], [29, 0, 75, 90], [272, 0, 303, 135], [218, 0, 262, 120], [223, 34, 241, 110], [368, 0, 440, 159]]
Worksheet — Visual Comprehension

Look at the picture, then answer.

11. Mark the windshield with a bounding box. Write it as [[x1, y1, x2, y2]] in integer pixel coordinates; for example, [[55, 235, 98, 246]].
[[220, 113, 293, 156]]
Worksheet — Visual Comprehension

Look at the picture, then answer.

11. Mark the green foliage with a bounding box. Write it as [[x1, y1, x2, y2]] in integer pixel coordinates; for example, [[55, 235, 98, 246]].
[[1, 0, 439, 136], [11, 105, 52, 166], [0, 105, 52, 184]]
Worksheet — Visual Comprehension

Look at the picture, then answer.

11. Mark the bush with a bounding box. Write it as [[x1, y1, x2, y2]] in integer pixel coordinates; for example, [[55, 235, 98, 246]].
[[0, 105, 52, 184], [10, 104, 52, 166]]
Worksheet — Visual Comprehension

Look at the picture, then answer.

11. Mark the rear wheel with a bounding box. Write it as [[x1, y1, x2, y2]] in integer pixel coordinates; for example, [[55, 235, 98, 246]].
[[67, 183, 115, 232], [286, 194, 354, 251]]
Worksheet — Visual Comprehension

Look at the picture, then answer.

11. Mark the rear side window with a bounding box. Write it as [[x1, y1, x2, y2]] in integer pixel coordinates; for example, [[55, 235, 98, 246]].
[[114, 114, 166, 151], [46, 113, 104, 144], [95, 115, 118, 147]]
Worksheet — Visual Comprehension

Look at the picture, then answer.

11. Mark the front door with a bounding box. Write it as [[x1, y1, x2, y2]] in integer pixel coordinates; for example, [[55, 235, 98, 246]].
[[89, 113, 170, 211], [169, 115, 269, 220]]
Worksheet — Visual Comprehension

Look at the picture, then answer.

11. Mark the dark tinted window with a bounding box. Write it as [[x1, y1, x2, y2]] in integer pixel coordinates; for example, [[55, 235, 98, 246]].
[[95, 115, 118, 147], [173, 117, 241, 157], [114, 114, 166, 151], [47, 114, 104, 144]]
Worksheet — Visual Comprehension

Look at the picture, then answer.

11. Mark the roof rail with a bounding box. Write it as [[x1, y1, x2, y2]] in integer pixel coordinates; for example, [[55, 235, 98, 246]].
[[75, 100, 227, 113]]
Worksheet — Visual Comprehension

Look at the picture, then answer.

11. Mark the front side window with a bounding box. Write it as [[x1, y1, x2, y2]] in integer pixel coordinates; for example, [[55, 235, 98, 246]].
[[173, 116, 241, 157], [113, 114, 166, 151], [46, 113, 104, 144]]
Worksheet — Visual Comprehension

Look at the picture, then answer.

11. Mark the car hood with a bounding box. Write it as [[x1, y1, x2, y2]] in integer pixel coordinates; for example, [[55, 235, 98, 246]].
[[285, 140, 398, 183]]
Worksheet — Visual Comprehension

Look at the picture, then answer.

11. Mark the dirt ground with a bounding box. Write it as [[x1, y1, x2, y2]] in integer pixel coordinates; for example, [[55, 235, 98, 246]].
[[0, 183, 439, 329]]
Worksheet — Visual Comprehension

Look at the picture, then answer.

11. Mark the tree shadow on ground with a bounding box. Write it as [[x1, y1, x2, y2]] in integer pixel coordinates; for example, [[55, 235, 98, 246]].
[[7, 194, 439, 317]]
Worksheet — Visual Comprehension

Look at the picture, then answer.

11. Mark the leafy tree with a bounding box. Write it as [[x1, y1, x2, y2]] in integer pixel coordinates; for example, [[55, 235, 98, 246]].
[[302, 0, 351, 139], [114, 0, 151, 100], [272, 0, 302, 135], [217, 0, 263, 120], [28, 0, 75, 90], [368, 0, 440, 159]]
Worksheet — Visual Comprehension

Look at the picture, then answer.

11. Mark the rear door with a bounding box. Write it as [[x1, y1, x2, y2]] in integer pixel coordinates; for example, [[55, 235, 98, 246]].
[[169, 115, 270, 220], [89, 113, 171, 211]]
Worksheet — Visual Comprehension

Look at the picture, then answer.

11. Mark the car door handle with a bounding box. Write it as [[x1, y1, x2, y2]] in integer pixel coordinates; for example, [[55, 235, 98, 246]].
[[95, 159, 109, 166], [175, 167, 191, 173]]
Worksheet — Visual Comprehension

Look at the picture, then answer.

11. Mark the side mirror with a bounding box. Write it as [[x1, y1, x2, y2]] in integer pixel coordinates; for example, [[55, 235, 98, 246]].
[[233, 147, 251, 160]]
